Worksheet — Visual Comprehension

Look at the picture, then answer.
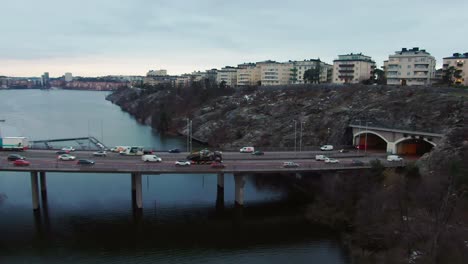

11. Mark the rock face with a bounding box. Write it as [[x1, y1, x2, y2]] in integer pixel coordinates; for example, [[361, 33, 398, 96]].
[[106, 85, 466, 149]]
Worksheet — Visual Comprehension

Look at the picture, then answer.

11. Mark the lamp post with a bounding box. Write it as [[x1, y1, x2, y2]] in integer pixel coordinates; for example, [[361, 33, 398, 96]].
[[356, 119, 361, 154], [189, 120, 193, 153], [293, 120, 297, 153], [300, 121, 305, 152], [365, 121, 372, 154], [186, 118, 190, 152]]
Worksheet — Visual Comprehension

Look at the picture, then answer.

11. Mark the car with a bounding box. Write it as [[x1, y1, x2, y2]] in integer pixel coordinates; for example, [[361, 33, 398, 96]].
[[62, 146, 75, 152], [387, 155, 403, 162], [56, 150, 70, 155], [58, 154, 76, 161], [142, 155, 162, 162], [324, 158, 339, 163], [143, 150, 153, 155], [168, 148, 181, 153], [339, 149, 349, 153], [251, 150, 264, 155], [315, 155, 328, 161], [14, 159, 30, 166], [77, 159, 95, 165], [240, 147, 255, 153], [175, 160, 191, 166], [7, 154, 25, 161], [320, 145, 334, 151], [93, 151, 107, 157], [211, 161, 225, 168], [350, 160, 365, 166], [283, 161, 299, 168]]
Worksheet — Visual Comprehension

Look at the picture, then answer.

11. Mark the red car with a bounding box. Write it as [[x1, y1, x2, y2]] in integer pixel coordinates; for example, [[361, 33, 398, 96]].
[[211, 162, 225, 169], [14, 159, 31, 166]]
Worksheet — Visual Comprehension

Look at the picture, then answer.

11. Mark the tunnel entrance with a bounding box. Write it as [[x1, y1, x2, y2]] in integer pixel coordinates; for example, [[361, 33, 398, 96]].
[[396, 138, 434, 156], [354, 133, 387, 152]]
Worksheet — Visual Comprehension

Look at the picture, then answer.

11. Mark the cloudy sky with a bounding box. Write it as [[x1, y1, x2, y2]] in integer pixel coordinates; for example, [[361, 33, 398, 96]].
[[1, 0, 467, 77]]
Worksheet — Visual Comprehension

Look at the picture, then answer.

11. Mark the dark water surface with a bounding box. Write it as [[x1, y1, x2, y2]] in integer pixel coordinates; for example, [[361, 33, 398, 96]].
[[0, 89, 350, 263]]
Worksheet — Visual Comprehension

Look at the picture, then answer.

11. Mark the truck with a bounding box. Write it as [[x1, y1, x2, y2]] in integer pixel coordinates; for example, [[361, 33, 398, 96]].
[[186, 149, 222, 164], [0, 137, 29, 151], [119, 146, 144, 156]]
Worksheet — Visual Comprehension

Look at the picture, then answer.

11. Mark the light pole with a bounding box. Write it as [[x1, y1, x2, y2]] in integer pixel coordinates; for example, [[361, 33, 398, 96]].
[[327, 127, 330, 143], [300, 121, 305, 152], [356, 119, 361, 154], [293, 120, 297, 153], [189, 120, 193, 152], [186, 118, 190, 152], [365, 121, 372, 154]]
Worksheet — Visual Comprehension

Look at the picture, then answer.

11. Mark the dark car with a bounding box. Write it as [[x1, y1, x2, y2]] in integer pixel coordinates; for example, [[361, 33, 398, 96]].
[[77, 159, 95, 165], [7, 154, 25, 161], [350, 160, 365, 166], [251, 150, 264, 155], [211, 161, 225, 169], [56, 150, 70, 155], [168, 148, 180, 153]]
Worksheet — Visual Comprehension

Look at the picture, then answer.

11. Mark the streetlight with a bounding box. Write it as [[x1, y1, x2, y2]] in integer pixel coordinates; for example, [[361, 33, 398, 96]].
[[365, 121, 372, 154], [189, 120, 193, 152], [300, 121, 305, 152], [186, 118, 190, 152], [327, 127, 330, 143], [356, 119, 362, 154], [293, 120, 297, 153]]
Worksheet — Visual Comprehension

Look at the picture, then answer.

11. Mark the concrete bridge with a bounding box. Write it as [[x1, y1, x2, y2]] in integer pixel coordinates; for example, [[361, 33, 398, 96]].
[[350, 124, 443, 155]]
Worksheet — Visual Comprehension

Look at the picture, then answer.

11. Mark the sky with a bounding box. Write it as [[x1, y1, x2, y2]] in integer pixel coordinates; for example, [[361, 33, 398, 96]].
[[1, 0, 467, 77]]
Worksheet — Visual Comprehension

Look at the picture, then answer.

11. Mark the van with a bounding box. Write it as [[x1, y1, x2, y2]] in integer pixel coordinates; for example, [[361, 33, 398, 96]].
[[240, 147, 255, 153], [315, 155, 328, 161], [387, 155, 403, 162], [142, 155, 162, 162], [320, 145, 334, 151]]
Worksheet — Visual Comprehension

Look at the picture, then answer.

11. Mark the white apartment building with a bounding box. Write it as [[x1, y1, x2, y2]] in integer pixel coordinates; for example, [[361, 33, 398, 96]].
[[291, 59, 332, 84], [237, 63, 261, 86], [332, 53, 376, 84], [443, 52, 468, 86], [64, 72, 73, 82], [257, 61, 292, 86], [386, 47, 436, 86], [216, 66, 237, 87], [147, 69, 167, 76]]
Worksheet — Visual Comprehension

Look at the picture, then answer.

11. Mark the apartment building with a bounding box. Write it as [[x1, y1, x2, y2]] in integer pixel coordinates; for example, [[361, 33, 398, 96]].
[[237, 63, 261, 86], [386, 47, 436, 86], [332, 53, 376, 84], [291, 59, 332, 84], [443, 52, 468, 86], [256, 60, 292, 86], [216, 66, 238, 87]]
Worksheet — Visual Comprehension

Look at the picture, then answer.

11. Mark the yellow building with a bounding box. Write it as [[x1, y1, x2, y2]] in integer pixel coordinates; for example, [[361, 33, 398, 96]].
[[216, 67, 238, 87], [443, 52, 468, 86], [237, 63, 261, 86], [257, 61, 293, 86], [332, 53, 376, 84]]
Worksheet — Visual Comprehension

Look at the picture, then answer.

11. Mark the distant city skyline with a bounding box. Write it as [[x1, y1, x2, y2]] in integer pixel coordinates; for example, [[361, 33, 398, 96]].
[[1, 0, 467, 77]]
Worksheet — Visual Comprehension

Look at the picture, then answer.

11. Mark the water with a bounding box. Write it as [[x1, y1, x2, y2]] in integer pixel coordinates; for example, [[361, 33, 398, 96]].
[[0, 89, 350, 263]]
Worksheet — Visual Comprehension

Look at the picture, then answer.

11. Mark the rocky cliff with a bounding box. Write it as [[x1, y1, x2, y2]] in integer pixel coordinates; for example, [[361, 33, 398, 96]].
[[106, 85, 466, 150]]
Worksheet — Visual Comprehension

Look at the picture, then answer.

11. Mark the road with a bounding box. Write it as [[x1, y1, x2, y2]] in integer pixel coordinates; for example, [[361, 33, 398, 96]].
[[0, 150, 403, 174]]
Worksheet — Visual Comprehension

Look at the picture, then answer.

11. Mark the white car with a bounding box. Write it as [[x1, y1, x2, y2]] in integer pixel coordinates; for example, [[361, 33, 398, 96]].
[[58, 154, 76, 161], [93, 151, 107, 157], [324, 158, 339, 163], [175, 160, 191, 166], [142, 155, 162, 162], [240, 147, 255, 153], [320, 145, 334, 151], [387, 155, 403, 161], [315, 155, 328, 161], [62, 146, 75, 152]]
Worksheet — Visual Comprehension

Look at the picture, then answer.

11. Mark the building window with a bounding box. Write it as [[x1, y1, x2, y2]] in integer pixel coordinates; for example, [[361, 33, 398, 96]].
[[408, 65, 411, 68]]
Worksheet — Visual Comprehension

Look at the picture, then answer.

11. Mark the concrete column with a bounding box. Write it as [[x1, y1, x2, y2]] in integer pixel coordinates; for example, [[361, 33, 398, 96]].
[[387, 142, 396, 154], [216, 173, 224, 210], [134, 173, 143, 209], [234, 174, 245, 207], [30, 172, 40, 211], [39, 172, 47, 195]]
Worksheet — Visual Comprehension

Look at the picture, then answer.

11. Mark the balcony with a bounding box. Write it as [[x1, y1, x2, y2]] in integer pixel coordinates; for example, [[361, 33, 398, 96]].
[[339, 64, 354, 68], [338, 70, 354, 73]]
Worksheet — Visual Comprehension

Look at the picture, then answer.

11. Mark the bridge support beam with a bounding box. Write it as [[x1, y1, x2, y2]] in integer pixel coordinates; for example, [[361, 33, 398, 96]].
[[132, 173, 143, 209], [39, 172, 47, 196], [30, 172, 40, 211], [386, 142, 396, 154], [216, 173, 224, 210], [234, 174, 245, 207]]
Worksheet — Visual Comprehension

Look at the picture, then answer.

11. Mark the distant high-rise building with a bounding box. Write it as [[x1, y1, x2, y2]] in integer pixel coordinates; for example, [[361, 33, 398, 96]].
[[41, 72, 50, 87], [64, 72, 73, 82]]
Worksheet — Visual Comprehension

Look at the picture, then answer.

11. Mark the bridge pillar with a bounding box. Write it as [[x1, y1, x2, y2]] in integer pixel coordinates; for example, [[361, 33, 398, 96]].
[[134, 173, 143, 209], [30, 172, 40, 211], [386, 142, 396, 154], [234, 174, 245, 207], [216, 173, 224, 210], [39, 172, 47, 196]]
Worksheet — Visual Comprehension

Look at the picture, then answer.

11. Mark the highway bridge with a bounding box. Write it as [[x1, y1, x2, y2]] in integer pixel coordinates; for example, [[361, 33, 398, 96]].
[[0, 149, 405, 212]]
